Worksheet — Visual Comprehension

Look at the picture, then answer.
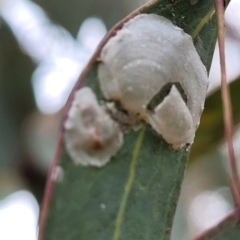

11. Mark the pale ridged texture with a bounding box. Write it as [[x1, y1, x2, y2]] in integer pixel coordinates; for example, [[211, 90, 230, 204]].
[[64, 87, 123, 167], [98, 14, 208, 149]]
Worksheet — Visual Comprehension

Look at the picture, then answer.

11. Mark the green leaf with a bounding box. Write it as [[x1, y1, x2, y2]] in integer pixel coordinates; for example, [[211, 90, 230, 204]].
[[193, 210, 240, 240], [40, 1, 217, 240], [214, 227, 240, 240], [44, 125, 189, 240]]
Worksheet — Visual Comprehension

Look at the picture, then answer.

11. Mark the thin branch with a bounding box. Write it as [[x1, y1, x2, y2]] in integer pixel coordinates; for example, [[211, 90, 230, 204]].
[[215, 0, 240, 206]]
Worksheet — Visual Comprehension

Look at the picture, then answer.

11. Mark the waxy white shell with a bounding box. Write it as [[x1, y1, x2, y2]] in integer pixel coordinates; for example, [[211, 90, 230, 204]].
[[98, 14, 208, 149], [64, 87, 123, 167]]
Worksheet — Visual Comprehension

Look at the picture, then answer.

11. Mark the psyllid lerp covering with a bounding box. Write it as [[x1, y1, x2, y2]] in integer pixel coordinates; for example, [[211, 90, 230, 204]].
[[98, 14, 208, 149]]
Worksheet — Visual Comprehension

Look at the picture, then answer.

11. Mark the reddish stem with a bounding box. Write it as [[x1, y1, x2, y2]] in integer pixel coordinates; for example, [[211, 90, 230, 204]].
[[38, 132, 64, 240], [215, 0, 240, 206], [195, 2, 240, 239]]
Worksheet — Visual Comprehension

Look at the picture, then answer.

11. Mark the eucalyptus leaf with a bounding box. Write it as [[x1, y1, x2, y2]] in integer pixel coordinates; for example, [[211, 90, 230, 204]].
[[39, 1, 217, 239], [193, 211, 240, 240]]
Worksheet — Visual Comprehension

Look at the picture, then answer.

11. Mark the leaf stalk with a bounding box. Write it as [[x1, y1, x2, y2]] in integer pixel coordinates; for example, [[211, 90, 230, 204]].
[[215, 0, 240, 206]]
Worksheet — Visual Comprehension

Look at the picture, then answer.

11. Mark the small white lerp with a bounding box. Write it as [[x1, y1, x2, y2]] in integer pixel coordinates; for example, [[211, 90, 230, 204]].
[[64, 87, 123, 167]]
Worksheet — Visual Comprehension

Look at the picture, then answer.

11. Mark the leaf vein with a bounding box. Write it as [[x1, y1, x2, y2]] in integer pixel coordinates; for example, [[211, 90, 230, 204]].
[[112, 124, 146, 240], [192, 8, 214, 39]]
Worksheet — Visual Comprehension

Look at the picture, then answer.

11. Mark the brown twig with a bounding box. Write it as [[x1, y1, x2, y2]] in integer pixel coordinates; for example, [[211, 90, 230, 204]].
[[215, 0, 240, 206]]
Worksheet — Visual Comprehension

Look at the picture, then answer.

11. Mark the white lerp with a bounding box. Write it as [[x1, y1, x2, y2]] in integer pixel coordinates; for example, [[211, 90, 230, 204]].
[[64, 87, 123, 167], [98, 14, 208, 149]]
